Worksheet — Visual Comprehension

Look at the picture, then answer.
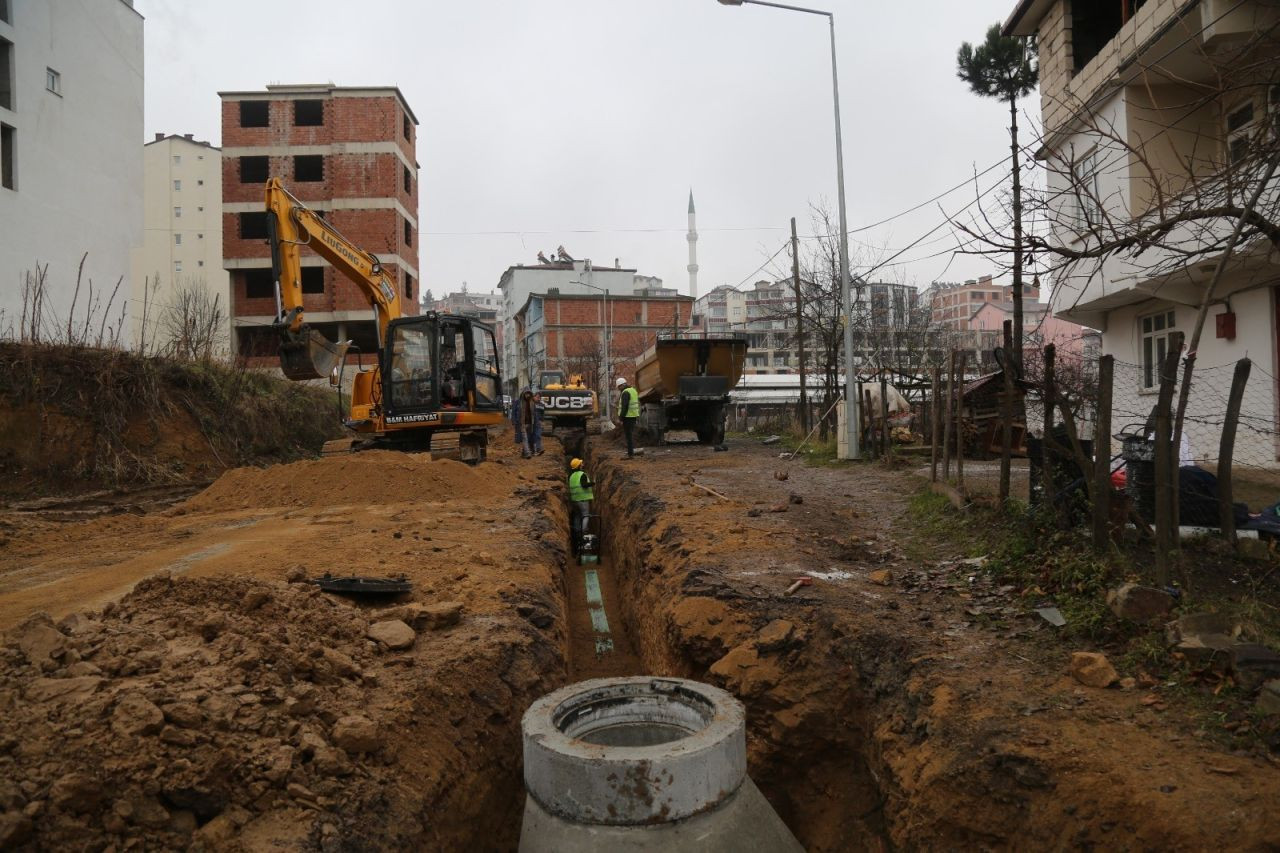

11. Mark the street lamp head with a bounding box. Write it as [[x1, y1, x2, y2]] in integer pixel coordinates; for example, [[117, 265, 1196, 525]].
[[717, 0, 744, 5]]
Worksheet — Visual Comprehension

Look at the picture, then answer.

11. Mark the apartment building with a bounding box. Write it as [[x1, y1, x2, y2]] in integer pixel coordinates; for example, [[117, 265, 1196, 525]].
[[513, 291, 693, 393], [1004, 0, 1280, 463], [429, 288, 505, 355], [129, 133, 229, 354], [220, 84, 419, 361], [926, 275, 1041, 330], [496, 251, 663, 392], [0, 0, 143, 340]]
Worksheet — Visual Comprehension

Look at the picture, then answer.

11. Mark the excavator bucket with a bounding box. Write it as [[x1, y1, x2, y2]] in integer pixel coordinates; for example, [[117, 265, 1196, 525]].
[[278, 326, 351, 382]]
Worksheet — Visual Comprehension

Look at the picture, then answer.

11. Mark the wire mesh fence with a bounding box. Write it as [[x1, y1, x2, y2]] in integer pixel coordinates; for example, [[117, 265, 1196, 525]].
[[924, 339, 1280, 562]]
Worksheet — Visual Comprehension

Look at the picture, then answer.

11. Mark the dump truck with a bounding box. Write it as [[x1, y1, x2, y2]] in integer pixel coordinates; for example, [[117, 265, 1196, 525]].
[[633, 332, 747, 445]]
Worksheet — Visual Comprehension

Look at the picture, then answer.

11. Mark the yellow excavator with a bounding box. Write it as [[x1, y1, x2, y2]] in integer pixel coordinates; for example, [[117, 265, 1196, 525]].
[[265, 178, 503, 461]]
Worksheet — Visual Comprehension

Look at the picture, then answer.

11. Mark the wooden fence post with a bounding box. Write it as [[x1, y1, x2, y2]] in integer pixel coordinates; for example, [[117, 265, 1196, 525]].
[[1042, 343, 1056, 506], [1000, 319, 1014, 502], [1218, 357, 1252, 545], [1153, 332, 1184, 586], [930, 366, 941, 482], [955, 351, 967, 493], [1092, 355, 1114, 551], [943, 352, 954, 481]]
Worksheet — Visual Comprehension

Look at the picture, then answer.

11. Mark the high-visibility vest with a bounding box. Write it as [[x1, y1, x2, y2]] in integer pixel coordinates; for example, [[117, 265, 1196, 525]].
[[569, 470, 594, 502], [621, 386, 640, 418]]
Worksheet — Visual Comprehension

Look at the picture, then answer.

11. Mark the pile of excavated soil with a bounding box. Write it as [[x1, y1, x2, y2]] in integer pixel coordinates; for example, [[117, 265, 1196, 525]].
[[0, 568, 563, 851], [182, 452, 510, 514]]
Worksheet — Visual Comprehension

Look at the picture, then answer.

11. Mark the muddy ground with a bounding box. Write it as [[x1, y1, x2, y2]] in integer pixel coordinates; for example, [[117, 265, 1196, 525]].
[[0, 430, 1278, 850]]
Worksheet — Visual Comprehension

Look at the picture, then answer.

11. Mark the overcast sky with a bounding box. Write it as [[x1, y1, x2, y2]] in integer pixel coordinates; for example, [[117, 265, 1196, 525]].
[[133, 0, 1031, 299]]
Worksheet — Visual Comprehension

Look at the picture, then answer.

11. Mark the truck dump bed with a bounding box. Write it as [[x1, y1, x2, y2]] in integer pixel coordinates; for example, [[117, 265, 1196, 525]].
[[634, 332, 748, 403]]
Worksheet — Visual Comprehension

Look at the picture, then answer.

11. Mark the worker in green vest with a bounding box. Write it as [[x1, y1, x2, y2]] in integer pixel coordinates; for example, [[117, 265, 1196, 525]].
[[616, 376, 640, 458], [568, 457, 594, 544]]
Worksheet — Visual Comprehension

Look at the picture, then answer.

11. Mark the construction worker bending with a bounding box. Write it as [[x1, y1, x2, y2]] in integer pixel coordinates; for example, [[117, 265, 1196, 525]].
[[616, 376, 640, 459], [568, 458, 594, 545]]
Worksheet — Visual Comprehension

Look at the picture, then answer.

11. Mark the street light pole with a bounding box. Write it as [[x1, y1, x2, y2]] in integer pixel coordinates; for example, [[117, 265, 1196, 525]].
[[572, 278, 612, 420], [716, 0, 859, 459]]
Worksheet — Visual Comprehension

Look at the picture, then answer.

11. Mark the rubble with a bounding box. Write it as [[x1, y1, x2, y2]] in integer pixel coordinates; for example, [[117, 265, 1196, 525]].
[[1070, 652, 1118, 688], [1106, 583, 1174, 623], [366, 619, 416, 650]]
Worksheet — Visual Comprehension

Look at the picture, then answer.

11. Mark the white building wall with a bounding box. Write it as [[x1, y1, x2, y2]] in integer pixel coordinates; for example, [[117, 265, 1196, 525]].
[[0, 0, 143, 342], [129, 135, 229, 354], [1100, 289, 1278, 470]]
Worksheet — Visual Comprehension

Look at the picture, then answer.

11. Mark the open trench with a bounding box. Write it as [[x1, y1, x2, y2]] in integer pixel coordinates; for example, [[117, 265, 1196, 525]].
[[519, 434, 894, 851]]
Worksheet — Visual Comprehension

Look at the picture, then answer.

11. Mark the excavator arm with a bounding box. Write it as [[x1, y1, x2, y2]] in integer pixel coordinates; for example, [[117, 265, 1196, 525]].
[[265, 177, 404, 380]]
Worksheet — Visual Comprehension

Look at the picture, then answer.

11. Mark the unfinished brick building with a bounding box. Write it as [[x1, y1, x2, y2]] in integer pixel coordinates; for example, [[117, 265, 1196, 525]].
[[219, 84, 419, 361], [513, 292, 694, 392]]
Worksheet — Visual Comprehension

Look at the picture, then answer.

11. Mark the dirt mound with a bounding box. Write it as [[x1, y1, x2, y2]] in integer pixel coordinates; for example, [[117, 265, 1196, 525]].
[[0, 343, 338, 500], [181, 451, 509, 514], [0, 565, 563, 851]]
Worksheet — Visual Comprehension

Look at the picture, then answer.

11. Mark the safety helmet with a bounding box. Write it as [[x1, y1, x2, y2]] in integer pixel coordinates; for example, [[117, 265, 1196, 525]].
[[570, 458, 583, 469], [615, 377, 627, 387]]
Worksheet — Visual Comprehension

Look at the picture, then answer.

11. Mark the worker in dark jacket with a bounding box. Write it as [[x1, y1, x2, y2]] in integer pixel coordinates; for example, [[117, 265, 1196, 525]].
[[514, 389, 543, 458], [616, 376, 640, 458], [568, 457, 594, 543]]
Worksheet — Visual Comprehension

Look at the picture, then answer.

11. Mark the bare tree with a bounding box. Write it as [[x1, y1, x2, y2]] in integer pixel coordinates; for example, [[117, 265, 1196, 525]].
[[160, 282, 228, 362]]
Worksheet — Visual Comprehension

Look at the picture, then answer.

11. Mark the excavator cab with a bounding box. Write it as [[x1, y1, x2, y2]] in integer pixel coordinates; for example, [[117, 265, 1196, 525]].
[[372, 312, 502, 455]]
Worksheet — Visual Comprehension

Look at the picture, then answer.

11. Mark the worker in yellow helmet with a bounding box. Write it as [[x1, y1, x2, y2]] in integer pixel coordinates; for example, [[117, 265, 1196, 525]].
[[567, 457, 594, 546]]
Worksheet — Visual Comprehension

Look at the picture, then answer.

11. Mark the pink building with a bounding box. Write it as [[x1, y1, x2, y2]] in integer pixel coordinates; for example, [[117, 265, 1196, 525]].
[[970, 301, 1099, 359]]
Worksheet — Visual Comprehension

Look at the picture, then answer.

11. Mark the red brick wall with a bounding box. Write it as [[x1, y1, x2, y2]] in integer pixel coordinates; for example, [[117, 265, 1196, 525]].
[[222, 91, 420, 321], [221, 94, 415, 161], [537, 297, 693, 364]]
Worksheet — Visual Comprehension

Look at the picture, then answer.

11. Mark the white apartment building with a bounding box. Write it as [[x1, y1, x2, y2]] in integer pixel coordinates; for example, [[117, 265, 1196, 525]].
[[0, 0, 143, 342], [1005, 0, 1280, 466], [495, 255, 661, 393], [129, 134, 230, 355]]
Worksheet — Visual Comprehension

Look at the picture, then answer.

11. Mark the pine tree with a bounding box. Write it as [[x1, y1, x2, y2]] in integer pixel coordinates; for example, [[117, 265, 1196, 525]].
[[957, 24, 1038, 369]]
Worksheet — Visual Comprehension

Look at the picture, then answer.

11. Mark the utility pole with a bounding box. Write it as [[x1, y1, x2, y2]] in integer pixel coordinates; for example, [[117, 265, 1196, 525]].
[[791, 217, 808, 434]]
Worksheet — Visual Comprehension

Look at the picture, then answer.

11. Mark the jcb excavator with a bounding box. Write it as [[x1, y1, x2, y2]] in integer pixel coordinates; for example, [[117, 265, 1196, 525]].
[[265, 178, 502, 461]]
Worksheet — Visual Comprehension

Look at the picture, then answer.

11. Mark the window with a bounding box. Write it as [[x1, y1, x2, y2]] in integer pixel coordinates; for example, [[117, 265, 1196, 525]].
[[0, 37, 13, 110], [239, 156, 269, 184], [239, 212, 268, 240], [173, 179, 181, 191], [173, 154, 181, 166], [405, 273, 414, 300], [403, 113, 411, 141], [1140, 309, 1176, 390], [197, 179, 203, 186], [197, 261, 204, 268], [0, 122, 14, 190], [1226, 101, 1256, 165], [174, 261, 182, 273], [174, 206, 182, 218], [403, 165, 412, 194], [0, 1, 9, 23], [1071, 148, 1102, 228], [404, 217, 413, 247], [243, 268, 274, 299], [299, 266, 324, 294], [239, 101, 269, 128], [198, 233, 204, 240], [294, 155, 323, 182], [174, 233, 182, 246], [45, 67, 60, 96], [294, 99, 323, 126], [197, 206, 203, 212], [1071, 0, 1145, 73]]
